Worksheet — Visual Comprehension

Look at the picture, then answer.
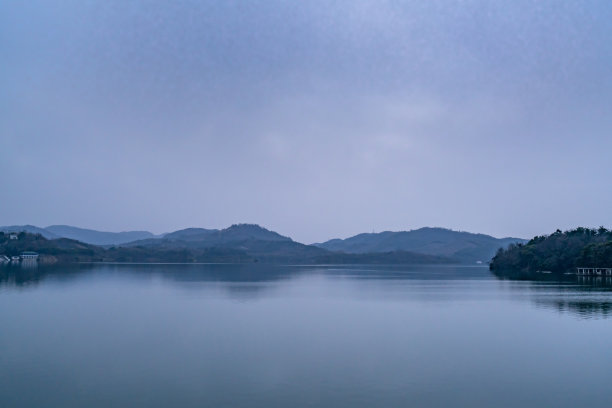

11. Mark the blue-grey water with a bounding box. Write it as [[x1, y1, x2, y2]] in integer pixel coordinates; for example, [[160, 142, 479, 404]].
[[1, 264, 611, 407]]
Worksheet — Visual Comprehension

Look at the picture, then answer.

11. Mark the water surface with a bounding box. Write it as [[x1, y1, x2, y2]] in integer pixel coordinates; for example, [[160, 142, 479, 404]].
[[1, 264, 611, 407]]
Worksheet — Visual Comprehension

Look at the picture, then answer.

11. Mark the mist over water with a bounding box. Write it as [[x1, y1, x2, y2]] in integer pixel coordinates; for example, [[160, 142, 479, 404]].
[[1, 264, 611, 408]]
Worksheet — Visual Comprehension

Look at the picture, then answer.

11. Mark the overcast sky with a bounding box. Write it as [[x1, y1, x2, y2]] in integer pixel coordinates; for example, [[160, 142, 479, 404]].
[[1, 0, 611, 243]]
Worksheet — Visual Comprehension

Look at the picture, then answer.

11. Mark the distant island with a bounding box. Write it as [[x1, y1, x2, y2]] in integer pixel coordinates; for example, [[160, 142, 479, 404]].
[[490, 227, 612, 274], [0, 224, 525, 265]]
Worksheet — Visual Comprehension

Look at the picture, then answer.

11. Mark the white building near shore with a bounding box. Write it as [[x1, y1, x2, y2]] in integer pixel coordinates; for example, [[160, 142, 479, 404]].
[[20, 252, 39, 260]]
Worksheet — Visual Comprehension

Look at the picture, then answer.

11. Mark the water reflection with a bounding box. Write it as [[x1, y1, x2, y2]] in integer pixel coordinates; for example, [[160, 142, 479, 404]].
[[4, 264, 612, 319], [3, 264, 612, 408], [0, 263, 303, 298], [492, 269, 612, 319], [0, 263, 91, 288], [0, 263, 485, 288]]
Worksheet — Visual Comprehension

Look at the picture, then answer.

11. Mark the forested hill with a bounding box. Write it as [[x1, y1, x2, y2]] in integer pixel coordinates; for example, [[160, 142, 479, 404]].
[[315, 227, 525, 263], [489, 228, 612, 273], [0, 231, 454, 265]]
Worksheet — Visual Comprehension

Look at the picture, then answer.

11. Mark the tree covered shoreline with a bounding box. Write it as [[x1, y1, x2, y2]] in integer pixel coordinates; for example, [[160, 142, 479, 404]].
[[490, 228, 612, 274]]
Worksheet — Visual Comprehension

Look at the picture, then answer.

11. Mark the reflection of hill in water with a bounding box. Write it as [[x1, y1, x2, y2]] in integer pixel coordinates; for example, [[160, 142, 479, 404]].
[[0, 264, 89, 288], [492, 269, 612, 319], [0, 263, 486, 288], [533, 298, 612, 319], [6, 264, 612, 319], [0, 263, 305, 290]]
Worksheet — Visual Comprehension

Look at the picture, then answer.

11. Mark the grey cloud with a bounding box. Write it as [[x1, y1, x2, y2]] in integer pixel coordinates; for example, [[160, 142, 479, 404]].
[[1, 0, 611, 242]]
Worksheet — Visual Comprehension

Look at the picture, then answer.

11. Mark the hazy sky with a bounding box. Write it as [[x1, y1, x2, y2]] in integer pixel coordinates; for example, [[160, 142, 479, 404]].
[[1, 0, 611, 243]]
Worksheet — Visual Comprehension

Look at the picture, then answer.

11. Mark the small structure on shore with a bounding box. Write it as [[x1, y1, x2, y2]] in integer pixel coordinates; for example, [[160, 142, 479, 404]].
[[576, 267, 612, 276], [20, 252, 39, 260], [8, 233, 18, 240]]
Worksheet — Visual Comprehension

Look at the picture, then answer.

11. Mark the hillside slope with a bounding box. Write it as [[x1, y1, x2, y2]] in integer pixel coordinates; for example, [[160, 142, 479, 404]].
[[315, 227, 525, 263], [45, 225, 158, 246], [121, 224, 456, 264], [0, 225, 59, 240], [0, 231, 454, 265], [1, 225, 159, 246]]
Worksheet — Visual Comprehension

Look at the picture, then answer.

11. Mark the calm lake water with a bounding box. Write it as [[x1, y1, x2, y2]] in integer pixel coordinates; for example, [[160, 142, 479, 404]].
[[1, 264, 611, 407]]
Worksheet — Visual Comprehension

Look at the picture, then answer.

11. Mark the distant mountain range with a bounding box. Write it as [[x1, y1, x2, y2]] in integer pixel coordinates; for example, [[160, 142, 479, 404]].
[[0, 225, 160, 246], [0, 224, 525, 264], [315, 227, 526, 263]]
